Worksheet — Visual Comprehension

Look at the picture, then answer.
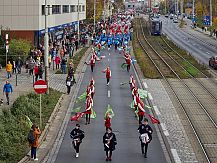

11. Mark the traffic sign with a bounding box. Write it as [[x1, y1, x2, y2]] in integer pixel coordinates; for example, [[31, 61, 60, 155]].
[[33, 80, 48, 94], [203, 16, 211, 26]]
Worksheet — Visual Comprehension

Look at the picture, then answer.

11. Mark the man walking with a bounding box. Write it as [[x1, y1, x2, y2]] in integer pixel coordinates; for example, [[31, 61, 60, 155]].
[[70, 124, 85, 158], [6, 61, 13, 79], [3, 81, 13, 105], [138, 118, 153, 158], [103, 67, 111, 86]]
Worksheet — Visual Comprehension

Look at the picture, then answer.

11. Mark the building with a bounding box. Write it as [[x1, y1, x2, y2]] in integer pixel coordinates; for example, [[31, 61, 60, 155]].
[[0, 0, 86, 45]]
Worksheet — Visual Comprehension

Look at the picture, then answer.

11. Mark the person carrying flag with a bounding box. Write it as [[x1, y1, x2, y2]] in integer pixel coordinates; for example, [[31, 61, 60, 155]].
[[138, 118, 153, 158], [104, 113, 112, 130], [129, 75, 137, 90], [85, 94, 93, 125], [137, 97, 146, 124], [70, 124, 85, 158], [103, 67, 112, 86], [89, 79, 95, 99], [90, 57, 95, 72], [125, 56, 131, 72]]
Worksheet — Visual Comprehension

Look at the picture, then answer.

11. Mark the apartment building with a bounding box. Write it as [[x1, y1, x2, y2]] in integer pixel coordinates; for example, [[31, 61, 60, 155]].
[[0, 0, 86, 45]]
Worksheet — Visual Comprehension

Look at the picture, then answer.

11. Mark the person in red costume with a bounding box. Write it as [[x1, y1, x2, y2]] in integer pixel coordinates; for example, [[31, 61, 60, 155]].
[[102, 67, 112, 86], [104, 113, 112, 130], [85, 94, 93, 125]]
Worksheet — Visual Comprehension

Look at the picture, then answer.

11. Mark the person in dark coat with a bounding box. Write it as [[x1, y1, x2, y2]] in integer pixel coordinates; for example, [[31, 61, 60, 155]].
[[137, 118, 153, 158], [38, 64, 43, 79], [103, 127, 117, 161], [70, 124, 85, 158], [66, 75, 72, 94], [68, 63, 76, 83]]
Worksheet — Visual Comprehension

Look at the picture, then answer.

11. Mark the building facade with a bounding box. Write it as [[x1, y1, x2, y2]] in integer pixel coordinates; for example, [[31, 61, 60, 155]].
[[0, 0, 86, 45]]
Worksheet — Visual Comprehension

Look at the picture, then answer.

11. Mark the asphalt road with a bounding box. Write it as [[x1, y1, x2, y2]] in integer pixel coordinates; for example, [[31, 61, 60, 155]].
[[160, 16, 217, 65], [51, 47, 168, 163]]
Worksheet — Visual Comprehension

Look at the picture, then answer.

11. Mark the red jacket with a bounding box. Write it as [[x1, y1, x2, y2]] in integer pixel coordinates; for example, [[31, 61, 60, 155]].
[[34, 66, 39, 75], [106, 69, 111, 79], [90, 58, 95, 66], [126, 57, 131, 65], [85, 96, 93, 114], [104, 117, 111, 128], [138, 99, 145, 116]]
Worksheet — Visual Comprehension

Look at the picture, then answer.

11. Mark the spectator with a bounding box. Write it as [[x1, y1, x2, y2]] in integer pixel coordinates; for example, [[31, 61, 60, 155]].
[[28, 124, 41, 161], [16, 57, 23, 74], [38, 64, 43, 79], [61, 58, 67, 74], [6, 61, 13, 79], [28, 57, 35, 75], [55, 55, 61, 69], [3, 81, 13, 105], [34, 64, 39, 81], [12, 60, 16, 74]]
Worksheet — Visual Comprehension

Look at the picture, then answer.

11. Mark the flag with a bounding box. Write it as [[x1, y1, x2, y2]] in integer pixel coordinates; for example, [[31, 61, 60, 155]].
[[76, 92, 86, 103], [148, 114, 160, 124], [121, 63, 128, 69], [104, 104, 115, 118], [135, 109, 139, 120], [131, 59, 137, 64], [71, 112, 85, 121], [90, 109, 97, 119], [130, 101, 135, 109], [25, 115, 33, 128], [71, 107, 81, 113], [138, 89, 148, 99], [145, 105, 151, 109]]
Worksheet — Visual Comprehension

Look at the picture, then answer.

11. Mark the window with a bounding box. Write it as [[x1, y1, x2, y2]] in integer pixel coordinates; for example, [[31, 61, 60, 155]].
[[79, 5, 82, 12], [82, 5, 85, 11], [52, 5, 61, 14], [70, 5, 76, 12], [63, 5, 69, 13], [42, 5, 45, 15]]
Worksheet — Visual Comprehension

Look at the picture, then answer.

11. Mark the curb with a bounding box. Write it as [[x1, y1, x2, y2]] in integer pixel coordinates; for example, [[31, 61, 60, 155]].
[[130, 40, 174, 163], [18, 46, 92, 163]]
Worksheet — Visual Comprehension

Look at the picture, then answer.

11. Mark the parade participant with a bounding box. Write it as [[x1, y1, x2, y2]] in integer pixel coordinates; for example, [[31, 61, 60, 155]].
[[90, 57, 95, 72], [125, 56, 131, 72], [103, 67, 112, 86], [103, 127, 117, 161], [104, 113, 111, 130], [85, 94, 93, 124], [138, 118, 153, 158], [89, 79, 95, 99], [137, 98, 146, 124], [70, 124, 85, 158], [129, 75, 137, 90]]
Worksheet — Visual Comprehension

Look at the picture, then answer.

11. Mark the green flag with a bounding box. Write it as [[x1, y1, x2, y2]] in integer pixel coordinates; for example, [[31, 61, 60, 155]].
[[145, 105, 152, 109], [76, 92, 86, 103], [90, 109, 97, 119], [121, 63, 127, 69], [138, 89, 148, 99], [134, 110, 139, 120], [130, 101, 135, 109], [25, 115, 33, 128], [104, 104, 115, 118], [71, 107, 81, 113]]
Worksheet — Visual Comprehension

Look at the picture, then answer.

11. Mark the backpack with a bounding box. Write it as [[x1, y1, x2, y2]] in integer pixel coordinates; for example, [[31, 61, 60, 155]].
[[140, 133, 150, 144], [27, 130, 35, 144]]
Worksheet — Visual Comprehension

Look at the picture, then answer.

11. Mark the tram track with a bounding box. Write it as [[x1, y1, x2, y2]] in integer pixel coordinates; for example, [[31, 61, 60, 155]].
[[135, 18, 217, 162]]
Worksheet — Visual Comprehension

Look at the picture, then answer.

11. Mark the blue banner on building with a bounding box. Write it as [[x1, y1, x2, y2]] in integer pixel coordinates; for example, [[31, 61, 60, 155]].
[[203, 16, 211, 26]]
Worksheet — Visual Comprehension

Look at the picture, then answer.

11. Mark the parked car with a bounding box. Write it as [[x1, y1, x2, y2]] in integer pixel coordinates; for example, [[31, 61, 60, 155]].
[[209, 56, 217, 69], [165, 14, 169, 18], [169, 14, 174, 19]]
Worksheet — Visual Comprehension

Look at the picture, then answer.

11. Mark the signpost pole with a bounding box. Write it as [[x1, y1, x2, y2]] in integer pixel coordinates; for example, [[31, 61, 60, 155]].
[[40, 94, 42, 128]]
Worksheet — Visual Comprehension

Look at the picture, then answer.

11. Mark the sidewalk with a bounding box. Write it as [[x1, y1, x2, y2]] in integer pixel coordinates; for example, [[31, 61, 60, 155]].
[[0, 48, 82, 109]]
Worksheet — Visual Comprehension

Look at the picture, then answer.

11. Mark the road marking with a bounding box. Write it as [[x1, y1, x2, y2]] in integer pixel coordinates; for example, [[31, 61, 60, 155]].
[[148, 93, 153, 100], [109, 53, 110, 56], [143, 81, 148, 89], [206, 52, 210, 54], [153, 106, 161, 115], [108, 58, 110, 62], [171, 149, 181, 163], [161, 123, 169, 136], [108, 90, 110, 98], [199, 47, 202, 49]]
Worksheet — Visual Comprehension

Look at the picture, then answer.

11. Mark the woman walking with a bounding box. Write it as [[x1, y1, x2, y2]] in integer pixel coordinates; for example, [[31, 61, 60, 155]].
[[103, 127, 117, 161]]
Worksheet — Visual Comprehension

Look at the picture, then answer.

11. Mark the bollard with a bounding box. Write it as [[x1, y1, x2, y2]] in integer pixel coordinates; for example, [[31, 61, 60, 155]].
[[16, 74, 18, 86], [53, 59, 54, 71]]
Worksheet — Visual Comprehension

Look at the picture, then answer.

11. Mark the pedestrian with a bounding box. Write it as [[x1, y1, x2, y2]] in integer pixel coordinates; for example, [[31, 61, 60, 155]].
[[75, 40, 78, 51], [68, 63, 76, 83], [85, 94, 93, 125], [48, 55, 52, 68], [70, 124, 85, 158], [103, 127, 117, 161], [89, 79, 95, 99], [55, 55, 61, 69], [3, 81, 13, 105], [103, 67, 111, 86], [215, 29, 217, 39], [34, 64, 39, 81], [6, 61, 13, 79], [66, 75, 72, 94], [12, 60, 16, 74], [28, 124, 41, 161], [138, 118, 153, 158], [28, 57, 35, 75], [16, 57, 23, 74], [61, 58, 67, 74], [125, 56, 131, 72], [38, 64, 43, 79], [137, 98, 146, 124], [90, 57, 95, 72]]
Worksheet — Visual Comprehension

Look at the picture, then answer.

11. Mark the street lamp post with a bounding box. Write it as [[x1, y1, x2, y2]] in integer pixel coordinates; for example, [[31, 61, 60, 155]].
[[94, 0, 96, 33], [192, 0, 195, 20], [210, 0, 212, 27], [77, 0, 80, 47], [44, 0, 49, 94]]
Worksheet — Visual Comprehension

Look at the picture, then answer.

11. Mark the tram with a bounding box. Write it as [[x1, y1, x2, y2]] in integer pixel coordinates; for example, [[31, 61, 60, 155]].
[[149, 18, 162, 35]]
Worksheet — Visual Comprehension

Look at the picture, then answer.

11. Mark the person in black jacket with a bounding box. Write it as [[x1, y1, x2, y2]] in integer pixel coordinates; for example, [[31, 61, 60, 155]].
[[137, 118, 153, 158], [70, 124, 85, 158], [103, 127, 117, 161]]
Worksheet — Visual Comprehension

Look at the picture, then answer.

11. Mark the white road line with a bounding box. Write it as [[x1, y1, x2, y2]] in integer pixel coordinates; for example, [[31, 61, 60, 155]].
[[108, 58, 110, 62], [161, 123, 169, 136], [153, 106, 161, 115], [109, 53, 110, 56], [143, 82, 148, 89], [171, 149, 182, 163], [148, 93, 153, 100], [108, 90, 110, 98]]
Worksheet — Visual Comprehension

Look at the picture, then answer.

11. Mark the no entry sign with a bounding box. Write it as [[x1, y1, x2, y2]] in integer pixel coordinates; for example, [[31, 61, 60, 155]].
[[33, 80, 48, 94]]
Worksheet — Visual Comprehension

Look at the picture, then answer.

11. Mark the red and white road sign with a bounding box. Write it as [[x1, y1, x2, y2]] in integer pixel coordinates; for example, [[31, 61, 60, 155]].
[[33, 80, 48, 94]]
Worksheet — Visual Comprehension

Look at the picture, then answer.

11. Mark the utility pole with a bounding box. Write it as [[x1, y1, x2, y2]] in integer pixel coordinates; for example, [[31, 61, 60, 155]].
[[77, 0, 80, 46], [44, 0, 49, 94], [94, 0, 96, 33], [180, 0, 183, 16], [192, 0, 195, 20], [210, 0, 212, 26], [104, 0, 106, 22], [165, 0, 167, 14]]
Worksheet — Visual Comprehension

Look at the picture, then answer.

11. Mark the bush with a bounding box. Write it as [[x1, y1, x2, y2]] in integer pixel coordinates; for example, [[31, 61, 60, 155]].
[[0, 88, 61, 163]]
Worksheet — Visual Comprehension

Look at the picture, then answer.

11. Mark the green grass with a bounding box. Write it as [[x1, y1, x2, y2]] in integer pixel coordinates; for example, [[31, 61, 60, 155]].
[[182, 61, 199, 77], [0, 88, 61, 163]]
